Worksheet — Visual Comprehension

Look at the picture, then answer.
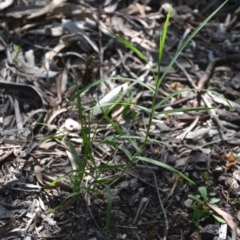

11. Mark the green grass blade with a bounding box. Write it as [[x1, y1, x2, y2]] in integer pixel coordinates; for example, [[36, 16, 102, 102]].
[[66, 139, 84, 170], [102, 135, 167, 146], [114, 35, 148, 63], [143, 8, 173, 144], [158, 5, 171, 76], [157, 0, 228, 88], [154, 88, 232, 110], [120, 147, 133, 160], [66, 76, 154, 107], [94, 164, 126, 170], [101, 111, 140, 152], [137, 156, 195, 184]]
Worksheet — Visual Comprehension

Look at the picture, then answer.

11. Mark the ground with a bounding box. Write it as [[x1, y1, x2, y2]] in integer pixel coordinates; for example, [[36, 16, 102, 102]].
[[0, 0, 240, 239]]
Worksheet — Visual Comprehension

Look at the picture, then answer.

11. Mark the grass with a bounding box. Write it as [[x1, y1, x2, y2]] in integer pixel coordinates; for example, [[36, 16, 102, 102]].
[[49, 1, 229, 238]]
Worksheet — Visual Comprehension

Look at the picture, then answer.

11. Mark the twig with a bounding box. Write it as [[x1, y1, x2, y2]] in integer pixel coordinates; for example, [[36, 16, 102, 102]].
[[202, 94, 226, 133], [133, 197, 148, 224], [165, 159, 189, 202], [180, 116, 199, 140], [0, 150, 13, 163], [174, 57, 227, 134], [144, 163, 168, 240], [134, 231, 141, 240], [85, 198, 106, 240], [197, 54, 240, 90], [232, 224, 237, 240], [154, 94, 195, 110], [127, 171, 166, 193]]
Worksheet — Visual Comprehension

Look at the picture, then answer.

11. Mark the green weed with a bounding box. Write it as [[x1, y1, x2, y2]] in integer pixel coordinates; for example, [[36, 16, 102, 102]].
[[50, 1, 229, 238], [188, 186, 225, 226]]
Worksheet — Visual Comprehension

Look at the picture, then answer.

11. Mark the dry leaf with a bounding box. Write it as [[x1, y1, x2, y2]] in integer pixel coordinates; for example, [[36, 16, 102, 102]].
[[34, 165, 44, 185], [27, 0, 67, 19], [0, 0, 13, 10], [207, 203, 240, 236]]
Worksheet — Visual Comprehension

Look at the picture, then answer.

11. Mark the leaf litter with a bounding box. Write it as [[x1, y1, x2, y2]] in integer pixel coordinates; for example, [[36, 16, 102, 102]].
[[0, 0, 240, 239]]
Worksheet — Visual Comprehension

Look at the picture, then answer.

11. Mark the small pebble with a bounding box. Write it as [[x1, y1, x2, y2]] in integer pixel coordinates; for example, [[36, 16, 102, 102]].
[[121, 234, 127, 239], [184, 199, 193, 208]]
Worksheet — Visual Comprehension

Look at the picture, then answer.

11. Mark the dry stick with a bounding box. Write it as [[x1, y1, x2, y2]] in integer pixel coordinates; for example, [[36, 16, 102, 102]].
[[181, 116, 199, 141], [86, 204, 106, 240], [134, 232, 141, 240], [196, 55, 240, 132], [232, 224, 237, 240], [201, 136, 235, 148], [106, 50, 133, 76], [197, 54, 240, 90], [155, 94, 196, 111], [174, 58, 226, 133], [153, 171, 168, 240], [165, 159, 189, 202], [133, 197, 149, 224], [0, 150, 13, 163], [144, 163, 169, 240], [200, 0, 219, 15], [0, 81, 45, 127], [127, 171, 166, 193], [117, 49, 139, 80]]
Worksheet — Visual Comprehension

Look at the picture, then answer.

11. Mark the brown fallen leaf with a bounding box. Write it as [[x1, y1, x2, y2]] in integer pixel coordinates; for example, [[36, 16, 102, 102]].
[[27, 0, 67, 19], [0, 150, 13, 163], [34, 165, 44, 185], [189, 230, 201, 240], [207, 203, 240, 236], [0, 0, 13, 10]]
